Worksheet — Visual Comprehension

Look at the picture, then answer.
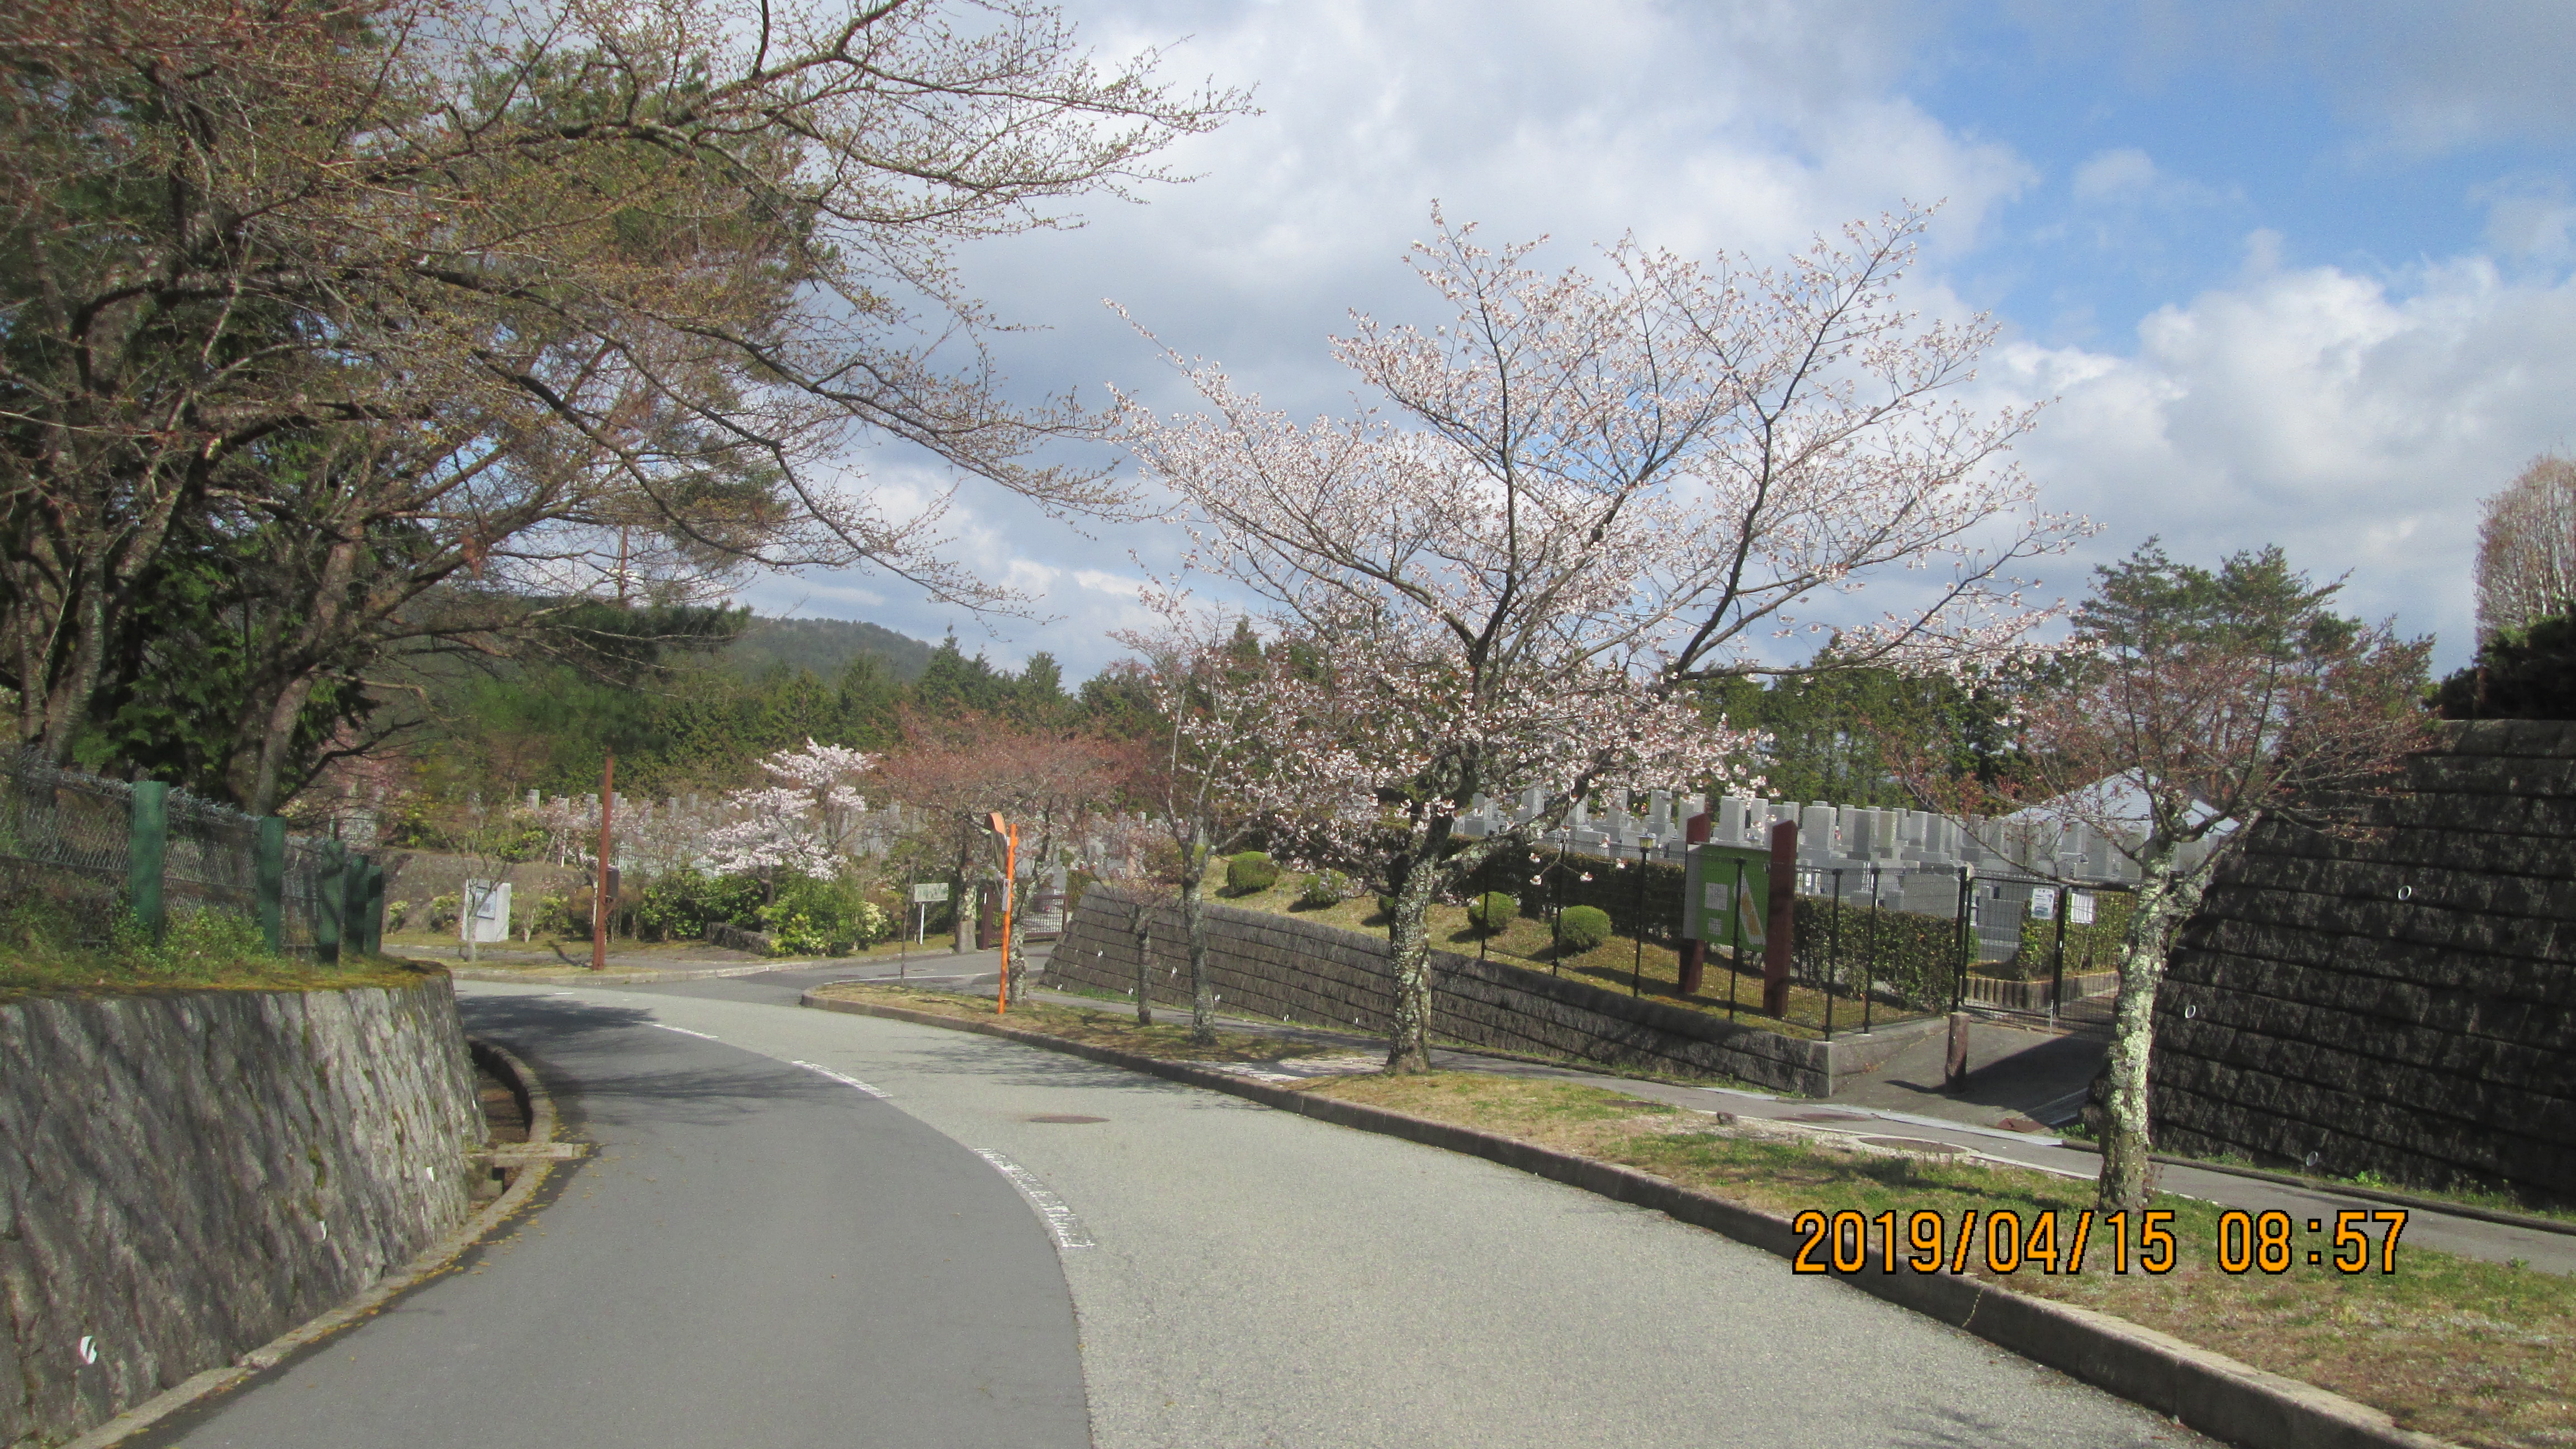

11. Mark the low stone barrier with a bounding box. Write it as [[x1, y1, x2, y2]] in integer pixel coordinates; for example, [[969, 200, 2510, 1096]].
[[1048, 887, 1940, 1095], [1960, 970, 2118, 1012], [705, 921, 775, 955], [0, 972, 484, 1445]]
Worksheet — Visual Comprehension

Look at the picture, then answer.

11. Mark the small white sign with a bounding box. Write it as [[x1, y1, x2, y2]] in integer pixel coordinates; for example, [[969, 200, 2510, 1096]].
[[2069, 891, 2097, 926], [461, 880, 512, 943], [912, 882, 951, 904], [2030, 887, 2058, 921]]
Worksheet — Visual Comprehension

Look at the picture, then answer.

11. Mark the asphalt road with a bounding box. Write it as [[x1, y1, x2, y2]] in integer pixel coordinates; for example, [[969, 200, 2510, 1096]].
[[670, 956, 2576, 1274], [155, 967, 2214, 1448], [139, 987, 1089, 1449]]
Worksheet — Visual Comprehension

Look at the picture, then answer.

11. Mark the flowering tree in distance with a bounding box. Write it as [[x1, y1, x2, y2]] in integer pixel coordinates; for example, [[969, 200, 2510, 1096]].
[[1115, 608, 1374, 1043], [877, 713, 1125, 998], [1119, 209, 2077, 1071], [1906, 543, 2432, 1215], [705, 740, 882, 894]]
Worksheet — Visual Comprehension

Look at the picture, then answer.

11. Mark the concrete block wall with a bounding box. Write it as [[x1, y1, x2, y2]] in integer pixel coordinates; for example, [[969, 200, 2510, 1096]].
[[2154, 720, 2576, 1203], [0, 975, 485, 1444], [1049, 888, 1938, 1096]]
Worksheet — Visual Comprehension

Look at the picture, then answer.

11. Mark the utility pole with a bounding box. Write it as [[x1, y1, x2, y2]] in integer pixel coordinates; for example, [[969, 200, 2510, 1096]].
[[593, 753, 616, 972]]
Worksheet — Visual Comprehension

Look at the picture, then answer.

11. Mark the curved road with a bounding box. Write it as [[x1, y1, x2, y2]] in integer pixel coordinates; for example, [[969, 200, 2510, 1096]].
[[149, 970, 2203, 1448]]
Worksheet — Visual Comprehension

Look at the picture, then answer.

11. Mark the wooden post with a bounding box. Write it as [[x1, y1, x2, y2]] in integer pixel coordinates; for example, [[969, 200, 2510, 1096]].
[[255, 816, 287, 953], [127, 782, 169, 943], [1763, 819, 1797, 1016], [1677, 812, 1710, 996], [593, 753, 615, 971]]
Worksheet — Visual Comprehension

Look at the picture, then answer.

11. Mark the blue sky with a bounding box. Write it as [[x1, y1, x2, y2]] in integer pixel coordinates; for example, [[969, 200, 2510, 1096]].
[[733, 0, 2576, 679]]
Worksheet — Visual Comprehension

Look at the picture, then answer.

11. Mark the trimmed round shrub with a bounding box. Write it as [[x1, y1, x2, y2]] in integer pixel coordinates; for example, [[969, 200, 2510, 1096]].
[[1224, 851, 1281, 896], [1556, 905, 1613, 953], [1467, 891, 1518, 933], [1374, 894, 1399, 920], [1296, 869, 1355, 910]]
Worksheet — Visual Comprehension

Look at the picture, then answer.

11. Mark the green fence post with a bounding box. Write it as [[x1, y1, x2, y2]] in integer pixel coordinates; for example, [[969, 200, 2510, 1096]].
[[341, 854, 370, 960], [316, 840, 347, 964], [128, 782, 169, 943], [256, 817, 287, 954], [361, 861, 386, 955]]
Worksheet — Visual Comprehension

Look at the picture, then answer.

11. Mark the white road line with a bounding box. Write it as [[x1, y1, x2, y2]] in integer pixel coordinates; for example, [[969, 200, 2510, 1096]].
[[651, 1023, 721, 1040], [791, 1060, 891, 1098], [973, 1149, 1096, 1251]]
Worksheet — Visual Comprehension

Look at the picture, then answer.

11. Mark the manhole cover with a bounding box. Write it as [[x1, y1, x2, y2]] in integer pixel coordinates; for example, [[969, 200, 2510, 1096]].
[[1858, 1136, 1965, 1154], [1025, 1114, 1108, 1124]]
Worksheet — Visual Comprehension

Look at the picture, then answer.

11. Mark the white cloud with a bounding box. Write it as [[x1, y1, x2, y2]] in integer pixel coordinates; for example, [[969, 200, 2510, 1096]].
[[731, 1, 2574, 686], [1993, 250, 2576, 666], [747, 0, 2043, 676]]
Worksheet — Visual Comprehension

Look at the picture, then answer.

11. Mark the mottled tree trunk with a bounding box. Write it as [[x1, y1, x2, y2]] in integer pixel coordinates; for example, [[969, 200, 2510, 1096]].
[[1182, 826, 1216, 1044], [1383, 858, 1440, 1074], [2094, 853, 2209, 1216], [1129, 897, 1156, 1026]]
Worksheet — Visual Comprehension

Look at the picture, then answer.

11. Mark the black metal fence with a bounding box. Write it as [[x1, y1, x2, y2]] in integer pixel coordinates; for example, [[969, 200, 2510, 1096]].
[[0, 752, 382, 958]]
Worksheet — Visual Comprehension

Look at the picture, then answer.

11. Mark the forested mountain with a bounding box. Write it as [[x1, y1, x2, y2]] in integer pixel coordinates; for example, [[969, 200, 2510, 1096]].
[[717, 617, 938, 682]]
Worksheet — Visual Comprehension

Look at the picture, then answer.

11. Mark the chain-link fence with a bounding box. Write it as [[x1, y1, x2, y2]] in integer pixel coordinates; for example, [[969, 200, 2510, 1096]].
[[0, 752, 372, 957]]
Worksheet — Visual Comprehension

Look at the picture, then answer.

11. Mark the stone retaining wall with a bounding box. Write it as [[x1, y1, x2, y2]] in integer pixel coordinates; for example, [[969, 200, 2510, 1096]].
[[2156, 719, 2576, 1203], [0, 973, 484, 1445], [1048, 888, 1938, 1095]]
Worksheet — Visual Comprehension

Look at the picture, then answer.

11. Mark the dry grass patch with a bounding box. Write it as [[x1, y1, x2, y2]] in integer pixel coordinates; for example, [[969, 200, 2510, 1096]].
[[811, 981, 1375, 1066], [1300, 1071, 2574, 1449]]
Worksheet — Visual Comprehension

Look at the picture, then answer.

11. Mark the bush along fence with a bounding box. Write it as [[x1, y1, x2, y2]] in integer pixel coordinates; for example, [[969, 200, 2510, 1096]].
[[0, 752, 382, 959]]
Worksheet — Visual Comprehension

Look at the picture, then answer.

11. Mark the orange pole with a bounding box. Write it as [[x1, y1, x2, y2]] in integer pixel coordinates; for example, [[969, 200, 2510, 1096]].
[[997, 822, 1018, 1014]]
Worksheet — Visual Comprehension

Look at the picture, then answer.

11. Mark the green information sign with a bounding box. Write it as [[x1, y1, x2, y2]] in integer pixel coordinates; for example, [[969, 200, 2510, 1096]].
[[1682, 844, 1770, 956]]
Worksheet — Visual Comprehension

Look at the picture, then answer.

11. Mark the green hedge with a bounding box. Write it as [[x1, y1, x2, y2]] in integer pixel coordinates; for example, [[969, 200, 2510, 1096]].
[[1467, 891, 1517, 932], [1224, 851, 1280, 896], [1557, 905, 1613, 952], [1789, 896, 1963, 1007], [2009, 890, 2135, 981], [1456, 844, 1688, 944]]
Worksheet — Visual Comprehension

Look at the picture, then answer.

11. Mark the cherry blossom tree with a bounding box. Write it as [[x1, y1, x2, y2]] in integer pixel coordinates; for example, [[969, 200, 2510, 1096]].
[[1116, 209, 2076, 1072], [1900, 543, 2432, 1215], [1114, 608, 1375, 1041], [704, 740, 881, 896]]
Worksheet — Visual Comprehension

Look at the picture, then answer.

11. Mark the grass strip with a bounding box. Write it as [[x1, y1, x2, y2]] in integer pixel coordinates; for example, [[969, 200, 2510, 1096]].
[[810, 982, 1373, 1065], [0, 905, 433, 1000], [1300, 1072, 2570, 1449]]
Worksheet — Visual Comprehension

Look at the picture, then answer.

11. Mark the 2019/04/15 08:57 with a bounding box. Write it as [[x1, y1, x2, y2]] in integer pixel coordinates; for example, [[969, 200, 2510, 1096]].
[[1789, 1208, 2411, 1276]]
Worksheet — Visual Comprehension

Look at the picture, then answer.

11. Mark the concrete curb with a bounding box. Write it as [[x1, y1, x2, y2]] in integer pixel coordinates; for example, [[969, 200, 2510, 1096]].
[[61, 1041, 575, 1448], [803, 991, 2460, 1449]]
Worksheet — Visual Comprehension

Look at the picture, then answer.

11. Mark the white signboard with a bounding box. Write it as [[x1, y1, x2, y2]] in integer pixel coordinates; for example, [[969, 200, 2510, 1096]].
[[912, 882, 951, 904], [461, 880, 512, 944], [2069, 891, 2097, 926], [2029, 887, 2058, 921]]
